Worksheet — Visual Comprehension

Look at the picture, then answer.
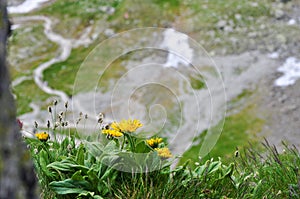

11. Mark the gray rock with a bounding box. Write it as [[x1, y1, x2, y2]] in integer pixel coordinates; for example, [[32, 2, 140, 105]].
[[234, 14, 242, 21], [216, 20, 227, 29], [224, 26, 233, 33], [273, 8, 285, 19], [276, 34, 287, 44]]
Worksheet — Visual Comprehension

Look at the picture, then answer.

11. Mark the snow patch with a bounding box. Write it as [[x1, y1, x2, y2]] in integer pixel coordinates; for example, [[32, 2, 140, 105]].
[[275, 57, 300, 87], [8, 0, 50, 14], [268, 52, 279, 59], [288, 19, 296, 25], [161, 29, 193, 68]]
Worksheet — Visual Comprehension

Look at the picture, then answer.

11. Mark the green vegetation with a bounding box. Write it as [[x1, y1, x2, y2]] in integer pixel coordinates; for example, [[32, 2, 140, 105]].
[[43, 45, 93, 96], [39, 0, 121, 19], [13, 79, 51, 115], [24, 103, 300, 198], [8, 24, 58, 79], [10, 1, 300, 197], [180, 102, 263, 166], [189, 74, 206, 90], [9, 0, 280, 118]]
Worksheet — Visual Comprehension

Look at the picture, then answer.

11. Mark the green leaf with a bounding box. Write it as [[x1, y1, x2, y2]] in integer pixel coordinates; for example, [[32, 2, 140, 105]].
[[206, 160, 222, 174], [39, 149, 53, 177], [76, 144, 85, 165], [103, 141, 118, 154], [47, 159, 89, 173], [49, 179, 92, 195], [135, 140, 152, 153], [78, 191, 95, 197], [93, 195, 104, 199], [71, 170, 84, 181], [87, 169, 98, 185], [85, 142, 104, 157], [221, 163, 234, 178], [61, 137, 70, 150]]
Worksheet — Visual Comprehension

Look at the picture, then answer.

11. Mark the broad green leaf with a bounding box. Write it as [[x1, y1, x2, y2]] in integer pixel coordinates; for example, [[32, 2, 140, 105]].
[[76, 144, 85, 165], [47, 159, 89, 173], [39, 149, 53, 177], [85, 142, 104, 157], [135, 140, 152, 153], [49, 179, 92, 194]]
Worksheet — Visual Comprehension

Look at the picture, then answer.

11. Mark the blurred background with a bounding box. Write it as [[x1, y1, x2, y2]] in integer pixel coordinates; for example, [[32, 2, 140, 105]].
[[7, 0, 300, 163]]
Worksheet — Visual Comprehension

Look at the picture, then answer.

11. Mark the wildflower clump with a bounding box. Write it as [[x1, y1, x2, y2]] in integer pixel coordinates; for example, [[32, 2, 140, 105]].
[[35, 132, 50, 141], [101, 119, 172, 159], [146, 137, 172, 158]]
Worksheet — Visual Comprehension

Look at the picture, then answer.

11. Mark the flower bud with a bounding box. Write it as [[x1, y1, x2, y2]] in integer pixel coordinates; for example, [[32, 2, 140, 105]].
[[53, 99, 58, 106], [34, 121, 38, 128]]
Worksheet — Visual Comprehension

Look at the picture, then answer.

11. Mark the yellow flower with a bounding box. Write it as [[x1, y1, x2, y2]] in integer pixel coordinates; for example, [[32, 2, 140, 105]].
[[111, 122, 121, 132], [147, 137, 163, 148], [113, 119, 143, 133], [155, 147, 172, 159], [35, 132, 50, 141], [102, 129, 123, 137]]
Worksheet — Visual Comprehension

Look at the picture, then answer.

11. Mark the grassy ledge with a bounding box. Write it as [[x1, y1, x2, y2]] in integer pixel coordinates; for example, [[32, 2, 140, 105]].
[[22, 102, 300, 198]]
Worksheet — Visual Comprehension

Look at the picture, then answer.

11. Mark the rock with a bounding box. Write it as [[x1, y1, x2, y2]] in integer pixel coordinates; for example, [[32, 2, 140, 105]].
[[273, 8, 285, 19], [104, 28, 115, 37], [266, 45, 276, 52], [224, 26, 233, 33], [234, 14, 242, 21], [278, 94, 287, 103], [216, 20, 227, 29], [276, 34, 287, 44], [248, 32, 257, 38]]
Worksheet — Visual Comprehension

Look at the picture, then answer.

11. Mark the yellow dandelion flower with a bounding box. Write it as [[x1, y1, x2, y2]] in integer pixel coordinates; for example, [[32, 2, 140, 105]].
[[111, 122, 121, 131], [155, 147, 172, 159], [147, 137, 163, 148], [102, 129, 123, 137], [35, 132, 50, 141], [114, 119, 143, 133]]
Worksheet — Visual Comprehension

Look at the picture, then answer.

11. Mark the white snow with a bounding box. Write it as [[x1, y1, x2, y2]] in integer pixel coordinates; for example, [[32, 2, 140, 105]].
[[161, 29, 193, 68], [8, 0, 50, 14], [288, 19, 296, 25], [268, 52, 279, 59], [275, 57, 300, 87]]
